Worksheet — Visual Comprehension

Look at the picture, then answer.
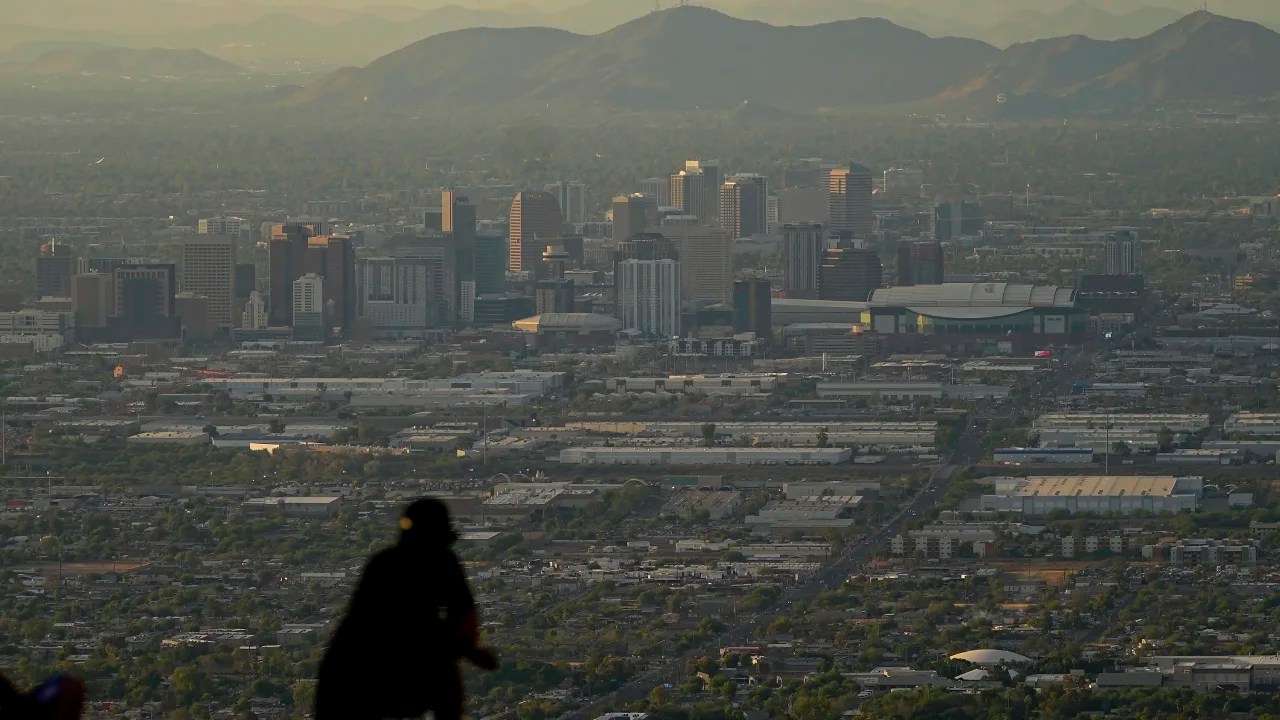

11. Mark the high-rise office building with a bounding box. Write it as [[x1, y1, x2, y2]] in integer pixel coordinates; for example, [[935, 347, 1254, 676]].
[[783, 223, 824, 299], [176, 293, 212, 340], [617, 259, 681, 338], [535, 246, 574, 315], [242, 290, 268, 330], [828, 163, 874, 239], [304, 234, 355, 335], [545, 181, 587, 225], [36, 241, 75, 299], [612, 194, 649, 244], [198, 216, 245, 236], [268, 222, 324, 326], [72, 273, 109, 329], [670, 159, 722, 224], [1106, 230, 1137, 275], [292, 274, 325, 340], [766, 196, 779, 234], [181, 236, 236, 332], [640, 177, 670, 206], [897, 240, 944, 286], [881, 168, 924, 199], [934, 201, 985, 244], [113, 264, 176, 319], [662, 224, 732, 305], [720, 174, 769, 239], [356, 256, 445, 334], [819, 245, 882, 302], [443, 189, 478, 303], [509, 191, 563, 276], [112, 263, 178, 339], [733, 278, 772, 338], [268, 222, 353, 335], [474, 235, 508, 297]]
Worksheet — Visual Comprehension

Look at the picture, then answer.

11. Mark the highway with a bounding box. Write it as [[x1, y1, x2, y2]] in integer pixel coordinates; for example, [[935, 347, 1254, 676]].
[[563, 414, 985, 719]]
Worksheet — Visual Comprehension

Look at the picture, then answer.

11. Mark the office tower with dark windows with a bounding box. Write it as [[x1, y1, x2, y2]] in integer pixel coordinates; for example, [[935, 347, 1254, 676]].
[[474, 235, 508, 297], [268, 222, 353, 335], [720, 174, 769, 239], [612, 193, 648, 244], [670, 159, 722, 225], [819, 244, 883, 302], [782, 223, 823, 299], [934, 201, 985, 244], [640, 177, 669, 206], [508, 190, 563, 277], [827, 162, 874, 239], [181, 235, 236, 332], [733, 278, 772, 339], [897, 240, 944, 286], [36, 241, 75, 299], [73, 273, 109, 329], [545, 180, 587, 225]]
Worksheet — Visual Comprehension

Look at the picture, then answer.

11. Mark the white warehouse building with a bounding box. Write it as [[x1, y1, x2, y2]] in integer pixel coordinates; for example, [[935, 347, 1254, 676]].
[[557, 447, 851, 466]]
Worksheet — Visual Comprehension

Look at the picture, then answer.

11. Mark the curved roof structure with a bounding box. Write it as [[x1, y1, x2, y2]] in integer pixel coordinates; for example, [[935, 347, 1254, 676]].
[[949, 649, 1032, 665], [871, 282, 1075, 309], [512, 313, 622, 334]]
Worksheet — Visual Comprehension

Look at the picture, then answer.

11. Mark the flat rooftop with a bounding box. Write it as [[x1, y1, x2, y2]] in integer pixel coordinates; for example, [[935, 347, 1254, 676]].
[[1015, 475, 1179, 498]]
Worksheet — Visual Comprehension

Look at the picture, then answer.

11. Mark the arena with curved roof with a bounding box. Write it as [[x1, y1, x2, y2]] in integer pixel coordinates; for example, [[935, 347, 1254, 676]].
[[866, 282, 1085, 342]]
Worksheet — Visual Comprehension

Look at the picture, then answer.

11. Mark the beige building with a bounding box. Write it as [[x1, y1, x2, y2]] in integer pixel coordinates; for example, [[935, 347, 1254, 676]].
[[663, 224, 732, 305], [181, 235, 236, 331]]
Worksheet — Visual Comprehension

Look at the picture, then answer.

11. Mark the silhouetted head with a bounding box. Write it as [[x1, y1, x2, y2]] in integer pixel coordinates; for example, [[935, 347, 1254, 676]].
[[399, 498, 458, 547]]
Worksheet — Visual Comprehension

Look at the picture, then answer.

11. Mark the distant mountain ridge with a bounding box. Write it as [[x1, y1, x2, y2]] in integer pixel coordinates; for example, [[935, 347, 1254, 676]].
[[0, 46, 241, 77], [286, 7, 1280, 115], [1, 0, 1279, 71], [285, 7, 999, 109], [944, 11, 1280, 112]]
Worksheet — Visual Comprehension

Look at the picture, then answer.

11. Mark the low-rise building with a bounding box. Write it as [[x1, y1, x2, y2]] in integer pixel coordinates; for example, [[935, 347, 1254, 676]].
[[556, 447, 851, 466], [980, 475, 1202, 516], [1142, 538, 1258, 566]]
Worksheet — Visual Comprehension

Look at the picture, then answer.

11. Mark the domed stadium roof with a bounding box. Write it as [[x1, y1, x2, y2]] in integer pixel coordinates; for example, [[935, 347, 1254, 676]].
[[512, 313, 622, 333], [949, 649, 1032, 665]]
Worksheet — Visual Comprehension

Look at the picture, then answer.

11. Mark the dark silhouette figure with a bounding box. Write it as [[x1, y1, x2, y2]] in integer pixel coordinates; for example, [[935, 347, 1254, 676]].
[[316, 498, 498, 720], [0, 671, 85, 719]]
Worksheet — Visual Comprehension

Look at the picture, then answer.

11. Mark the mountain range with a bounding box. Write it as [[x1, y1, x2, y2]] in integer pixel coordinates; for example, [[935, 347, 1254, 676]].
[[285, 7, 1280, 114], [0, 46, 242, 77], [1, 0, 1278, 71]]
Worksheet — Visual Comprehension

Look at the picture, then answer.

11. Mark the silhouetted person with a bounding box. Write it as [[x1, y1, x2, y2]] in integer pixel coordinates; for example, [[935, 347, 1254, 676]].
[[316, 498, 498, 720], [0, 671, 85, 719]]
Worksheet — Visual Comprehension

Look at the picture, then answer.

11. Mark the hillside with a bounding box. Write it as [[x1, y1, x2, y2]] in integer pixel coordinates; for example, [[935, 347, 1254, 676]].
[[286, 7, 999, 110], [940, 11, 1280, 113], [3, 47, 242, 77], [980, 1, 1183, 47]]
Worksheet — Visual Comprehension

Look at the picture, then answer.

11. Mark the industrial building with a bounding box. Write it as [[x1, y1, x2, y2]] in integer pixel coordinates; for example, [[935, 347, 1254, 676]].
[[1224, 412, 1280, 437], [817, 381, 1010, 402], [993, 448, 1094, 465], [602, 375, 780, 395], [1033, 412, 1210, 451], [556, 447, 851, 466], [200, 371, 565, 400], [745, 495, 862, 535], [980, 475, 1202, 516]]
